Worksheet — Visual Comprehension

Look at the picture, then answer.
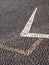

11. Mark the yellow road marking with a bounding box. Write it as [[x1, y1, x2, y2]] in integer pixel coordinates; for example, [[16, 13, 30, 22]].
[[0, 44, 25, 55], [0, 38, 43, 56], [26, 38, 43, 56]]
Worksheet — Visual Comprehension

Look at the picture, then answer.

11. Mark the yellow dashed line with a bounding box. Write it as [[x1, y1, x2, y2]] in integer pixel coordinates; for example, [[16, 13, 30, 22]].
[[0, 38, 43, 56]]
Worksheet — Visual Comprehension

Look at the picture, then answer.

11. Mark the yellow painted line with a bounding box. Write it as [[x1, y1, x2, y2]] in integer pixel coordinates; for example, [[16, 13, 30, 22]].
[[0, 38, 43, 56], [26, 38, 43, 56], [0, 44, 25, 55]]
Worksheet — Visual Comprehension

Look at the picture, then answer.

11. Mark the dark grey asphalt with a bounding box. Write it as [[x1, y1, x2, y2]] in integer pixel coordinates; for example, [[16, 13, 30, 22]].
[[0, 0, 49, 65]]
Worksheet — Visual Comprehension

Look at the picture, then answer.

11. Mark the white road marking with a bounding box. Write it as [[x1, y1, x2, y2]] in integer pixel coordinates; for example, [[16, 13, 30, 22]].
[[20, 7, 37, 35], [21, 33, 49, 39], [20, 7, 49, 39]]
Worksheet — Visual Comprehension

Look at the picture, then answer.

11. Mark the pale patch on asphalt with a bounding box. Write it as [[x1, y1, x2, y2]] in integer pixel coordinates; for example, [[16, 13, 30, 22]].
[[20, 7, 49, 39]]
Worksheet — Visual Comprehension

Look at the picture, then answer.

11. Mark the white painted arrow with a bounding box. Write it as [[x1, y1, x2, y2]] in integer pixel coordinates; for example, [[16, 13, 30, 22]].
[[20, 7, 37, 35], [20, 7, 49, 39], [21, 33, 49, 38]]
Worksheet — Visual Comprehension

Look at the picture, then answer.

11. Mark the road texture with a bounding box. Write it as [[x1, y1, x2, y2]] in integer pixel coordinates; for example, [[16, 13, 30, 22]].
[[0, 0, 49, 65]]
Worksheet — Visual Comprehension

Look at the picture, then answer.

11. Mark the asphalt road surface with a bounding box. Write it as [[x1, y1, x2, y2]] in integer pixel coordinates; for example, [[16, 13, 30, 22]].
[[0, 0, 49, 65]]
